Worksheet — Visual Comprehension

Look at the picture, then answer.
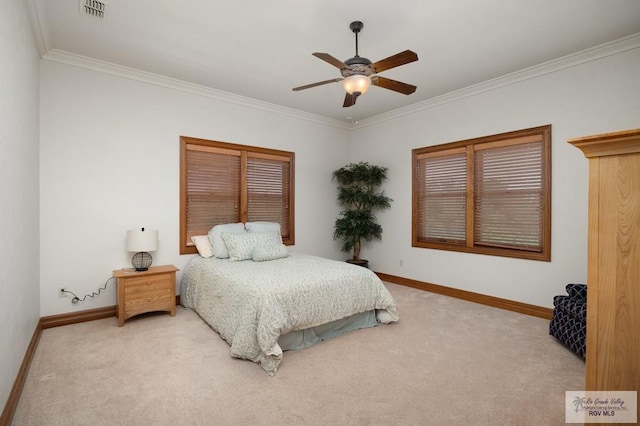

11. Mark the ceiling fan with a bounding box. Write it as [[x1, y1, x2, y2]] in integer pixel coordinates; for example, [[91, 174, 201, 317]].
[[292, 21, 418, 108]]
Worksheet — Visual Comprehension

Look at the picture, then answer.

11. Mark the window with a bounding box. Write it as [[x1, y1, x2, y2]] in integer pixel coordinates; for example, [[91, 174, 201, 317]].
[[180, 136, 294, 255], [412, 125, 551, 261]]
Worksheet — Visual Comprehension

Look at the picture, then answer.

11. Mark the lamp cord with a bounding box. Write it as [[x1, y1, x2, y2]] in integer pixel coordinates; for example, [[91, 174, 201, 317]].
[[61, 276, 114, 305]]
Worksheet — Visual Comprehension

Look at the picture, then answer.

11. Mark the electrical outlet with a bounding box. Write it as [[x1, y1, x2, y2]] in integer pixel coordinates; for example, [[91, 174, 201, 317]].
[[58, 288, 65, 298], [399, 259, 403, 267]]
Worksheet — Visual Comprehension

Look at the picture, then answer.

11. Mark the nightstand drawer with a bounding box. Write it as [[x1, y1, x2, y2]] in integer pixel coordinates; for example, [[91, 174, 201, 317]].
[[124, 274, 171, 295], [124, 291, 173, 313]]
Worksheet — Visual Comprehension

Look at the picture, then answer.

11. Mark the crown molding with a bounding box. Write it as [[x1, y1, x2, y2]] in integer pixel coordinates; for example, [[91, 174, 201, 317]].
[[41, 49, 352, 130], [354, 32, 640, 129], [25, 0, 50, 55], [34, 16, 639, 132]]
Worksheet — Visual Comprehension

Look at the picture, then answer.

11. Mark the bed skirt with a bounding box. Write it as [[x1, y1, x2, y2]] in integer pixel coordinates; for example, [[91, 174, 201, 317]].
[[278, 310, 378, 351]]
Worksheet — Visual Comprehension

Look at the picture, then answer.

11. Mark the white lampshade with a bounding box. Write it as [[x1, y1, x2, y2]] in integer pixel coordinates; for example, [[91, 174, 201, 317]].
[[126, 228, 158, 252], [342, 74, 372, 95]]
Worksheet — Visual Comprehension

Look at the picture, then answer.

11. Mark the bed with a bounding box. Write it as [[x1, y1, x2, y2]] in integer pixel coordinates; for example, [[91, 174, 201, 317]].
[[180, 252, 399, 375]]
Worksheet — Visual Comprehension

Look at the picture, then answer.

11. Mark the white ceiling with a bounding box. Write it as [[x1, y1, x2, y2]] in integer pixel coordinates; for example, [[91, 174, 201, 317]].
[[28, 0, 640, 123]]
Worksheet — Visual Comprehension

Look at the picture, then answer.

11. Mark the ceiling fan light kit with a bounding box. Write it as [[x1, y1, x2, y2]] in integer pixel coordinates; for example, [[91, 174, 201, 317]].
[[342, 74, 371, 96], [293, 20, 418, 108]]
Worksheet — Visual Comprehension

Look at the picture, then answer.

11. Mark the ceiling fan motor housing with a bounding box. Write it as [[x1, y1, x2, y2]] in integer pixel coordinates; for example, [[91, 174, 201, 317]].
[[341, 58, 374, 78]]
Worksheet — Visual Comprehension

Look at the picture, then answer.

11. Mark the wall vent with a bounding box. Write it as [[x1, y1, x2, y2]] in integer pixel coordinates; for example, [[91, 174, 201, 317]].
[[82, 0, 106, 19]]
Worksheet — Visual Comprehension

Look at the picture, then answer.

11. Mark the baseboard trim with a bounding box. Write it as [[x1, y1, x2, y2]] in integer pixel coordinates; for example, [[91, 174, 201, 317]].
[[0, 320, 42, 426], [375, 272, 553, 320], [39, 295, 181, 329], [40, 306, 117, 329]]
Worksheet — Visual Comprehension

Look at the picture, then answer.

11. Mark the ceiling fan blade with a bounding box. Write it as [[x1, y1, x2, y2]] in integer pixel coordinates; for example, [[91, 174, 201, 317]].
[[373, 76, 417, 95], [372, 50, 418, 73], [312, 52, 347, 69], [292, 78, 343, 91], [343, 93, 358, 108]]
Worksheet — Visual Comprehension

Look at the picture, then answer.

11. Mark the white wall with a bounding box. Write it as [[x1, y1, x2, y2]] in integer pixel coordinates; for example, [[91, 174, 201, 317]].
[[39, 60, 350, 316], [350, 47, 640, 307], [0, 0, 41, 411], [37, 35, 640, 317]]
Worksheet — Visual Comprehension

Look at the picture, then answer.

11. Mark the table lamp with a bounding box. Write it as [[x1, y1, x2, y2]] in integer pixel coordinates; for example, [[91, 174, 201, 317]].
[[126, 228, 158, 271]]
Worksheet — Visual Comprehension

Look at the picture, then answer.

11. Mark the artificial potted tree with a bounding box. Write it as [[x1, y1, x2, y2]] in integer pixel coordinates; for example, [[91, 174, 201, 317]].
[[332, 162, 392, 268]]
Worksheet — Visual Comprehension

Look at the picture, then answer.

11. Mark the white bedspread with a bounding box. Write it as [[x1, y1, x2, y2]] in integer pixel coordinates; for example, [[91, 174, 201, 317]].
[[180, 253, 399, 375]]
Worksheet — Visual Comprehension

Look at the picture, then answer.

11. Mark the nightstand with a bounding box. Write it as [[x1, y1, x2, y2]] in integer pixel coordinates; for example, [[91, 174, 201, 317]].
[[113, 265, 179, 327]]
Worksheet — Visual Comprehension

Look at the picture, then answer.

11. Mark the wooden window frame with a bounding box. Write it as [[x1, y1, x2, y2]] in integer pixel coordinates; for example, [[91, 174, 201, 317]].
[[180, 136, 295, 255], [412, 125, 551, 261]]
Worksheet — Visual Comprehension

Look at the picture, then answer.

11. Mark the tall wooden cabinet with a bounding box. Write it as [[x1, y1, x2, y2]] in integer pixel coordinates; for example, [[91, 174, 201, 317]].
[[568, 129, 639, 403]]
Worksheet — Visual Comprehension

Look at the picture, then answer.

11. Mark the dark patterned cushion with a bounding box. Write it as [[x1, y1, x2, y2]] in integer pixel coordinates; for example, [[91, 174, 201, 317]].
[[566, 283, 587, 300], [553, 295, 586, 319], [549, 310, 586, 359], [549, 284, 587, 360]]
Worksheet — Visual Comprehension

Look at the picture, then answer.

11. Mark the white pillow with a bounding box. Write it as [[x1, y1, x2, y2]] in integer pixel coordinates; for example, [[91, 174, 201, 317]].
[[208, 223, 246, 259], [245, 221, 281, 233], [190, 235, 214, 258], [222, 230, 283, 261], [251, 243, 289, 262]]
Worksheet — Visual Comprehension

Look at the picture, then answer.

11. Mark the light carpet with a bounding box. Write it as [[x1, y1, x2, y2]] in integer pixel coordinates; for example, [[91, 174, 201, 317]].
[[12, 283, 584, 425]]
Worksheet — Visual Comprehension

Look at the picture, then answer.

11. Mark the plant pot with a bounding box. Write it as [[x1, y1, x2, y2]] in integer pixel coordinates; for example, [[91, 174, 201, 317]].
[[346, 259, 369, 268]]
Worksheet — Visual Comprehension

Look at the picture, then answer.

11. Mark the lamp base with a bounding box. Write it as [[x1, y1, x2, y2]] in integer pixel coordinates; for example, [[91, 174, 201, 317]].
[[131, 252, 153, 271]]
